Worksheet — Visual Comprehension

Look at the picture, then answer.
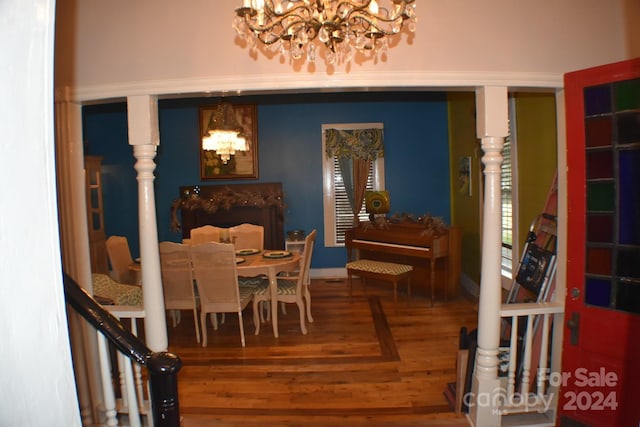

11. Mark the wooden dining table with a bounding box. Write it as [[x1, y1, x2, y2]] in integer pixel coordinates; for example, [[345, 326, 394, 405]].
[[129, 249, 301, 338], [235, 250, 301, 338]]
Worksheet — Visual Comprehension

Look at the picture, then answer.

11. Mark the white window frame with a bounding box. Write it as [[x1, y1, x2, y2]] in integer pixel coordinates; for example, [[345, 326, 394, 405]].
[[322, 123, 385, 247], [501, 98, 519, 289]]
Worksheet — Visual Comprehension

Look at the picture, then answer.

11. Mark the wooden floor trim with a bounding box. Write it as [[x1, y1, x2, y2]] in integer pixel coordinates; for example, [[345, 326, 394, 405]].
[[184, 295, 399, 366]]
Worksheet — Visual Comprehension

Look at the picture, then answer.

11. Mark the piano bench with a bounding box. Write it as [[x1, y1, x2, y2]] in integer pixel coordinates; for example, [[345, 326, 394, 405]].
[[346, 259, 413, 304]]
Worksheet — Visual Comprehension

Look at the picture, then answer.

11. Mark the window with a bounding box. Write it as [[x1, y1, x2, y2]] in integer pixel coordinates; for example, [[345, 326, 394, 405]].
[[501, 98, 518, 282], [501, 134, 513, 279], [322, 123, 385, 247]]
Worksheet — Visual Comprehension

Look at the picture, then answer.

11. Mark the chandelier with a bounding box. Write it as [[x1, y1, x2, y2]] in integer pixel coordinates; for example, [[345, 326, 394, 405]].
[[233, 0, 417, 65], [202, 103, 248, 164]]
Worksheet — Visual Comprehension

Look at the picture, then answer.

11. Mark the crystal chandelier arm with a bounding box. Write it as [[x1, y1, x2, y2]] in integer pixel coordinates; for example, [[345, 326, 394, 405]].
[[336, 1, 411, 37], [346, 13, 403, 36], [236, 1, 313, 34]]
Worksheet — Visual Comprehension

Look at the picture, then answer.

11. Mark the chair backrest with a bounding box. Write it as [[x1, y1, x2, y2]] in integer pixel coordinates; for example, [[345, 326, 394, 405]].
[[190, 225, 223, 246], [190, 242, 241, 312], [229, 223, 264, 251], [159, 242, 196, 310], [105, 235, 134, 284], [300, 229, 317, 286]]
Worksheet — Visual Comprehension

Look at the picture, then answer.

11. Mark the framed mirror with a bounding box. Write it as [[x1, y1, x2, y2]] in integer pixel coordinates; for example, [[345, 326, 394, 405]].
[[199, 103, 258, 180]]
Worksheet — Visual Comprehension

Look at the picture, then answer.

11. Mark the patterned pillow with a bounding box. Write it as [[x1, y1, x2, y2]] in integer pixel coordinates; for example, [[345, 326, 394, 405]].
[[92, 273, 143, 306]]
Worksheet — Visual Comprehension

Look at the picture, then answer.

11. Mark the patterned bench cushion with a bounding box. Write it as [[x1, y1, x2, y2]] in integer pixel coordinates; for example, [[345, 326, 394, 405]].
[[92, 273, 143, 306], [346, 259, 413, 276]]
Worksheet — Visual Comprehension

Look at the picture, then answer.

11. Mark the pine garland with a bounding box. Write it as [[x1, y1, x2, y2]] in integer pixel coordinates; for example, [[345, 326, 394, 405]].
[[170, 187, 284, 231]]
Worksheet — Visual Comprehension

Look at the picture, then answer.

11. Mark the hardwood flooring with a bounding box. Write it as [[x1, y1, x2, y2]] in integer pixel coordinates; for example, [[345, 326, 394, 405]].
[[167, 278, 478, 426]]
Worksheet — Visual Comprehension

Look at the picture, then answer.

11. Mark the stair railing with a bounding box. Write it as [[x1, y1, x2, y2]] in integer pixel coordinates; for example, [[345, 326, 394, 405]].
[[63, 272, 182, 427], [498, 301, 563, 422]]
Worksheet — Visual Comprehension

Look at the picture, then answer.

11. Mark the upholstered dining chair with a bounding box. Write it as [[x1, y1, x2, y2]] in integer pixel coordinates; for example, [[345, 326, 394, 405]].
[[190, 242, 254, 347], [105, 235, 134, 284], [229, 223, 264, 251], [190, 225, 224, 246], [159, 241, 200, 344], [252, 229, 316, 336]]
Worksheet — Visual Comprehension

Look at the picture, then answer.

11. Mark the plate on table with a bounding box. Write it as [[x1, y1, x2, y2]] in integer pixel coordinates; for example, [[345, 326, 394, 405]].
[[235, 248, 260, 256], [262, 250, 292, 259], [235, 257, 246, 264]]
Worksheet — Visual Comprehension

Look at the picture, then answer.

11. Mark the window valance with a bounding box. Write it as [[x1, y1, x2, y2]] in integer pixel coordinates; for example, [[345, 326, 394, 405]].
[[324, 128, 384, 160]]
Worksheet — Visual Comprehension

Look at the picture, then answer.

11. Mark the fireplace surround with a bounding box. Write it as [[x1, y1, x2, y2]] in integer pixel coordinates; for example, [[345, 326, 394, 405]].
[[172, 183, 285, 250]]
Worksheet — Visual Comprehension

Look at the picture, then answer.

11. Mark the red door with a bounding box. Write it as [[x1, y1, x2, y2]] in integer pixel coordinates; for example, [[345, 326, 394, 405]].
[[560, 58, 640, 426]]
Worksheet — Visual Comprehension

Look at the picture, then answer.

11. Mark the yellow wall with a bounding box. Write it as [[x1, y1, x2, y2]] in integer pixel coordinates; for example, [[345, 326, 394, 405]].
[[514, 93, 557, 254], [448, 92, 557, 287], [448, 92, 482, 284]]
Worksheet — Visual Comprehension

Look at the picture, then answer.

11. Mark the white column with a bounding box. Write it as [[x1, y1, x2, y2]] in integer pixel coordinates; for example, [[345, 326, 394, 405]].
[[127, 95, 168, 352], [470, 86, 509, 427], [55, 90, 93, 289], [55, 91, 103, 426]]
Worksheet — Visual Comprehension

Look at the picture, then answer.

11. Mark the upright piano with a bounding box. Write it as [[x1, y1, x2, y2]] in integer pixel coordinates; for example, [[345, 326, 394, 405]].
[[345, 222, 462, 302]]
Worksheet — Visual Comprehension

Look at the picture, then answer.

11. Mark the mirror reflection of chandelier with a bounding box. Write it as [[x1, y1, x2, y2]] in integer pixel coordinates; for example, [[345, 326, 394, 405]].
[[202, 103, 248, 164], [233, 0, 417, 65]]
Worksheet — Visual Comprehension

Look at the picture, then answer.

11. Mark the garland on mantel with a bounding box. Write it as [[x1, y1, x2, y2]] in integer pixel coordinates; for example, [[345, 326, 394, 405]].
[[170, 186, 284, 232], [388, 212, 449, 236]]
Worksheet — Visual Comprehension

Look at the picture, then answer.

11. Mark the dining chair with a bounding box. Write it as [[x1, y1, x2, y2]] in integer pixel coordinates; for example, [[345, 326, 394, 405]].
[[105, 235, 134, 284], [252, 229, 316, 336], [159, 241, 200, 344], [229, 223, 264, 251], [190, 225, 224, 246], [230, 223, 266, 288], [190, 242, 254, 347], [300, 229, 317, 323]]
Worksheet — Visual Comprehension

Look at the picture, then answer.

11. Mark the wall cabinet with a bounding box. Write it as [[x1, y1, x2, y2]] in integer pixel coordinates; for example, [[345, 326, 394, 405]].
[[85, 156, 108, 274]]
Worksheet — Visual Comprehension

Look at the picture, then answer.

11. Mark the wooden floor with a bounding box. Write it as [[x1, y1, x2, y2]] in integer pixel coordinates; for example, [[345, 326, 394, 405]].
[[167, 278, 478, 426]]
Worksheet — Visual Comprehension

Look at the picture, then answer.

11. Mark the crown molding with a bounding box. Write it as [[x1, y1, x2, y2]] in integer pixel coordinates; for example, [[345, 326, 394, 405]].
[[58, 70, 564, 104]]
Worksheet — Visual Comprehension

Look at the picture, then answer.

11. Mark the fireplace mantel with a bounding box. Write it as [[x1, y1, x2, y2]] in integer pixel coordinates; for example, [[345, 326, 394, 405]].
[[173, 183, 285, 250]]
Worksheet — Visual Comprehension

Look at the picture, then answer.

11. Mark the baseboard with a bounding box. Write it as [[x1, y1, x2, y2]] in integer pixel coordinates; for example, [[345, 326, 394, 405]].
[[311, 268, 481, 295], [310, 267, 346, 280], [460, 273, 479, 298]]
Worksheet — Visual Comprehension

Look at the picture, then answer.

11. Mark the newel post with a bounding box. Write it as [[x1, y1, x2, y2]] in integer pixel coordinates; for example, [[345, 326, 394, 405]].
[[469, 86, 509, 427], [147, 352, 182, 427]]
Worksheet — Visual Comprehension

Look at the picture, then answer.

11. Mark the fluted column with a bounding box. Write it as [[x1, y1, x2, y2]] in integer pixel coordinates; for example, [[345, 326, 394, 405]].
[[470, 86, 508, 426], [55, 89, 92, 289], [128, 95, 167, 352], [55, 89, 102, 426]]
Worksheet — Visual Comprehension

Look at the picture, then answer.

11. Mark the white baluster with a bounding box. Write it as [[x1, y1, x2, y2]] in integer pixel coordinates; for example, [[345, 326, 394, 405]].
[[507, 315, 518, 400], [520, 314, 535, 406], [123, 357, 142, 427], [97, 332, 118, 426], [537, 313, 551, 400]]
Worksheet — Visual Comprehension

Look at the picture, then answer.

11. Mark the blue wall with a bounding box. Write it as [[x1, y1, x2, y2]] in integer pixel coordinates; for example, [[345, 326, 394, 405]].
[[83, 93, 451, 269]]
